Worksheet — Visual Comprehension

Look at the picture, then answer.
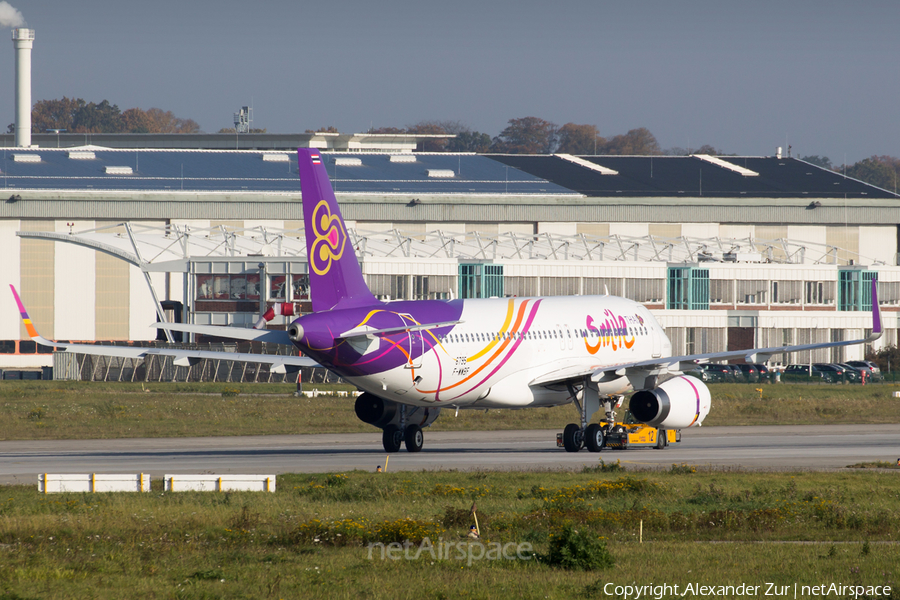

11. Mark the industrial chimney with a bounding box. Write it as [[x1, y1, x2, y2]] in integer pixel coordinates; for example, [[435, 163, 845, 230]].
[[12, 27, 34, 148]]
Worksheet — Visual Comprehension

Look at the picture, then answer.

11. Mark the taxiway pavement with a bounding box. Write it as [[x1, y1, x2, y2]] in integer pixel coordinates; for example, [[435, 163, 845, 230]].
[[1, 424, 898, 485]]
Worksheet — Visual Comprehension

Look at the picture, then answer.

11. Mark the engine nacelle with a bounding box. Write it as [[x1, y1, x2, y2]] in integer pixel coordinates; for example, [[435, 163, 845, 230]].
[[354, 393, 441, 430], [628, 375, 711, 429]]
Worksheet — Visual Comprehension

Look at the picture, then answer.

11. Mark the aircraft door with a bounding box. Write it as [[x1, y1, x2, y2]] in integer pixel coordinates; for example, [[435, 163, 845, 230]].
[[400, 313, 423, 368]]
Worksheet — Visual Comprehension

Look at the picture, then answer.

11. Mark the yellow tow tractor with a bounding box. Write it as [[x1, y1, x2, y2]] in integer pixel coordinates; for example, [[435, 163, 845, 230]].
[[556, 412, 681, 450]]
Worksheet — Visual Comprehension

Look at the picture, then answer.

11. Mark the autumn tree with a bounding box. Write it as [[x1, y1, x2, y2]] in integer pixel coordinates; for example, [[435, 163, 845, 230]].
[[304, 126, 340, 133], [122, 107, 153, 133], [599, 127, 661, 155], [447, 130, 492, 153], [556, 123, 605, 154], [406, 120, 450, 152], [31, 97, 84, 132], [490, 117, 558, 154], [219, 127, 268, 133], [845, 156, 900, 192], [29, 98, 200, 134], [367, 126, 406, 134], [145, 108, 200, 133], [70, 100, 124, 133], [800, 155, 833, 170]]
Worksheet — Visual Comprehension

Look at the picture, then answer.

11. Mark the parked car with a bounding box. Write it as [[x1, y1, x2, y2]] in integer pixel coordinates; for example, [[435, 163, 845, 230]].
[[736, 363, 760, 383], [845, 360, 883, 381], [753, 364, 771, 381], [688, 363, 736, 383], [726, 364, 746, 383], [835, 363, 863, 383], [813, 363, 855, 383], [783, 364, 827, 381]]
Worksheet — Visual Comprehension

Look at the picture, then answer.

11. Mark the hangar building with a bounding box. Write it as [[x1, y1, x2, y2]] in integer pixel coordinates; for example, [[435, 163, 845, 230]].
[[1, 134, 897, 379]]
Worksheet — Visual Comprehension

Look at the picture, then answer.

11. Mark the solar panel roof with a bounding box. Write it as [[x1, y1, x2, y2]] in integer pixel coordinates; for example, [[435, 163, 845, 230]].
[[0, 149, 576, 195], [1, 148, 895, 199], [486, 155, 898, 199]]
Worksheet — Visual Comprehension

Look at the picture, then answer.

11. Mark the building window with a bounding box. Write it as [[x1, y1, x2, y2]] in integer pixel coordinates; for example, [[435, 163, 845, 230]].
[[735, 280, 768, 305], [459, 264, 504, 299], [710, 279, 734, 304], [771, 280, 802, 305], [367, 274, 409, 300], [625, 278, 665, 303], [411, 275, 452, 300], [667, 267, 709, 310], [583, 277, 623, 296], [541, 277, 578, 296], [838, 270, 876, 311], [505, 276, 538, 297], [196, 274, 261, 301], [805, 281, 835, 305]]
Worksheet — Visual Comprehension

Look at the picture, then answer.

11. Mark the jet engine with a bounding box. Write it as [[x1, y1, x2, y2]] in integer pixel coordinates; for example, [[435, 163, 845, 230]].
[[354, 393, 441, 430], [628, 375, 711, 429]]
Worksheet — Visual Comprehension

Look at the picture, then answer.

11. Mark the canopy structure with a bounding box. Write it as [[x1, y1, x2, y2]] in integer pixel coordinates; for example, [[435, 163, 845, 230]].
[[17, 222, 880, 269]]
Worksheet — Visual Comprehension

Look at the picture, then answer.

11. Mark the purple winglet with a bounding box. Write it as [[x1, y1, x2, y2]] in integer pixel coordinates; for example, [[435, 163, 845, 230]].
[[871, 276, 882, 334]]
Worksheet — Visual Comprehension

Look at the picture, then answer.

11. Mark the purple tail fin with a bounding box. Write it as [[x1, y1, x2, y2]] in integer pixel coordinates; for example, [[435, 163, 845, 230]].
[[297, 149, 377, 312]]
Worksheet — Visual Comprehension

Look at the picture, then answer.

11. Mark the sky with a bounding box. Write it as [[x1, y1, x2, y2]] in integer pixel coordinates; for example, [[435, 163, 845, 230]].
[[0, 0, 897, 164]]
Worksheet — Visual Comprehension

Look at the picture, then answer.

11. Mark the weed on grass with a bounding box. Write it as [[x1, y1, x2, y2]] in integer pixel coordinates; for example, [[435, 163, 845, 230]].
[[0, 469, 898, 598]]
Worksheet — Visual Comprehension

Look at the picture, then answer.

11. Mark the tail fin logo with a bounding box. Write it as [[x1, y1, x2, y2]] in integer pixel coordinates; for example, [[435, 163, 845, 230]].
[[310, 199, 347, 276]]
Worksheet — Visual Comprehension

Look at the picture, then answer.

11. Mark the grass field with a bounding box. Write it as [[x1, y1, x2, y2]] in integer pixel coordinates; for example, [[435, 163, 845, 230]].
[[0, 468, 898, 599], [0, 381, 898, 441]]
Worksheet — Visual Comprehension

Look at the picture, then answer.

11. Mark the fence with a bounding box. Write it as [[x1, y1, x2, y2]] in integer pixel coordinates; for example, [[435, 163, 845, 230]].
[[53, 346, 334, 383]]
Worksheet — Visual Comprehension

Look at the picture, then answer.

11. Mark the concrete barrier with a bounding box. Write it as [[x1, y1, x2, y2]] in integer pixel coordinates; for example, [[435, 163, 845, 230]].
[[164, 474, 276, 492], [300, 389, 362, 398], [39, 473, 150, 493]]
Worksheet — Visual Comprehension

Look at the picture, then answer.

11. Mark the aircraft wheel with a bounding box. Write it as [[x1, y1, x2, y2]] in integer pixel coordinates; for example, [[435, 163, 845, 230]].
[[563, 423, 583, 452], [404, 424, 424, 452], [584, 423, 604, 452], [382, 424, 402, 453]]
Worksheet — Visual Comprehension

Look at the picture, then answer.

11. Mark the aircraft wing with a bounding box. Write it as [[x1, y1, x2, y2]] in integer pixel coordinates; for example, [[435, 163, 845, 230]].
[[9, 285, 318, 370], [527, 278, 883, 389], [589, 277, 883, 382]]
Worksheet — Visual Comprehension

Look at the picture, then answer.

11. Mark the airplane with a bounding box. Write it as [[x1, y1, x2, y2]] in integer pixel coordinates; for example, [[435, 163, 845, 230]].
[[10, 148, 883, 454]]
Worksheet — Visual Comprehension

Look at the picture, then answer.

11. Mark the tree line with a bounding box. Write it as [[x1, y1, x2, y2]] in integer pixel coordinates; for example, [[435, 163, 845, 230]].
[[9, 97, 201, 134], [358, 118, 705, 156]]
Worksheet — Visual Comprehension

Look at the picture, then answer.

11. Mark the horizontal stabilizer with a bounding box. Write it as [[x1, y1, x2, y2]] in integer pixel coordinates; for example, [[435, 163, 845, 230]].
[[155, 322, 293, 345], [338, 320, 462, 340], [9, 285, 317, 368]]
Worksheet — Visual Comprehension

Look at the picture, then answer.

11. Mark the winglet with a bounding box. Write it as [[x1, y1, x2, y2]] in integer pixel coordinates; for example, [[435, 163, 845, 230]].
[[9, 284, 60, 347], [868, 276, 883, 342]]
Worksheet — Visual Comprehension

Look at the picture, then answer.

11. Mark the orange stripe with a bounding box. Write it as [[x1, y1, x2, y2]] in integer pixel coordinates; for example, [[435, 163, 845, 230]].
[[468, 299, 515, 362], [419, 300, 531, 394]]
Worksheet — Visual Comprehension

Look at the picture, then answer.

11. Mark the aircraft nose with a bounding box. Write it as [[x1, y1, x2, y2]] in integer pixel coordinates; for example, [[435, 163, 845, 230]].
[[288, 322, 304, 342]]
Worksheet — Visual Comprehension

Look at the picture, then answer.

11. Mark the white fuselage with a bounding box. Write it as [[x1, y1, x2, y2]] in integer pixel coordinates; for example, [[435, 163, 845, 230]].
[[346, 295, 672, 409]]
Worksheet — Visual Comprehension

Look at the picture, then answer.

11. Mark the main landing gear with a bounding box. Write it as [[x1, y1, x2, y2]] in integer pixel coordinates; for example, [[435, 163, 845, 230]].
[[355, 393, 435, 453], [381, 417, 424, 453]]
